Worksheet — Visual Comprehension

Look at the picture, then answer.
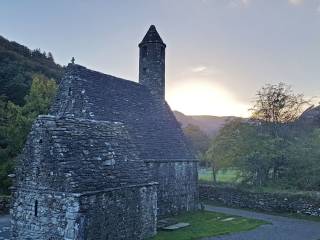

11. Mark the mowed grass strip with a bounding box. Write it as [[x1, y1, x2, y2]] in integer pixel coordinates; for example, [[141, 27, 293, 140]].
[[198, 168, 241, 183], [152, 211, 267, 240]]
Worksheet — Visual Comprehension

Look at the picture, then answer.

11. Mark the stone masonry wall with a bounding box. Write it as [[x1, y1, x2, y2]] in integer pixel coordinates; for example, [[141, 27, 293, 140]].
[[200, 185, 320, 216], [12, 185, 157, 240], [11, 190, 83, 240], [139, 41, 165, 98], [12, 115, 158, 239], [80, 184, 157, 240], [147, 161, 198, 217]]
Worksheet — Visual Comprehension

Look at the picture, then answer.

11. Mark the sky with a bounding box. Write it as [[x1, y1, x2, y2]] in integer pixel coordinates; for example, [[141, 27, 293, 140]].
[[1, 0, 319, 117]]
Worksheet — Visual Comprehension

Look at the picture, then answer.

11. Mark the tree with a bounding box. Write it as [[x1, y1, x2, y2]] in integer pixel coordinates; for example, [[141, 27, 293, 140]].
[[205, 119, 276, 185], [205, 83, 312, 187], [23, 74, 57, 119], [250, 83, 310, 182], [285, 128, 320, 190], [0, 35, 64, 105], [183, 124, 210, 163], [251, 83, 310, 124], [0, 74, 57, 194], [47, 52, 54, 62]]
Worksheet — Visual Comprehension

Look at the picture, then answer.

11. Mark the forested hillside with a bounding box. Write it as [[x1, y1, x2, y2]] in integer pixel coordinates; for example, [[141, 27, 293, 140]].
[[174, 111, 242, 137], [0, 35, 63, 105], [0, 35, 63, 194]]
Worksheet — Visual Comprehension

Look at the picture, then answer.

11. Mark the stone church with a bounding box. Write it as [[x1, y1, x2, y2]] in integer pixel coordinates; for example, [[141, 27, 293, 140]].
[[11, 25, 198, 239]]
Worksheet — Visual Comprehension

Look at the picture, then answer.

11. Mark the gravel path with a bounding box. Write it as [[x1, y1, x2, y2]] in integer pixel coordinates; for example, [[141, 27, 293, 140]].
[[204, 205, 320, 240]]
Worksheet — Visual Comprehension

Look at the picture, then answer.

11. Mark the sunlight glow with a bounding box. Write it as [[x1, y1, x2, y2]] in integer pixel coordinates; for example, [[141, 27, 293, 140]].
[[166, 79, 250, 117]]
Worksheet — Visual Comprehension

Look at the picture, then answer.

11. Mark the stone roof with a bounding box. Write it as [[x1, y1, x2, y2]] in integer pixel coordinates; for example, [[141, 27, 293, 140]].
[[50, 64, 195, 161], [139, 25, 166, 47], [298, 105, 320, 126], [16, 115, 153, 192]]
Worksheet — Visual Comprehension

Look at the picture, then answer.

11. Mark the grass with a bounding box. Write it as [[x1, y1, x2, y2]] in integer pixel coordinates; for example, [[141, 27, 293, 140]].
[[151, 211, 267, 240], [198, 168, 240, 183]]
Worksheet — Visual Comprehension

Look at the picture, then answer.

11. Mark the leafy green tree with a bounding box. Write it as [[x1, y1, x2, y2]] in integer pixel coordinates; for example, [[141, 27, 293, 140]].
[[0, 74, 57, 194], [205, 83, 312, 187], [183, 124, 211, 163], [23, 74, 57, 119], [205, 119, 282, 185], [285, 128, 320, 190], [250, 83, 311, 182]]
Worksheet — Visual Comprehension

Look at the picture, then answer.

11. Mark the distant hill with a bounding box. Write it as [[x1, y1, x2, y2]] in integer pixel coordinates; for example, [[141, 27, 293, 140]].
[[174, 111, 244, 137], [0, 35, 64, 105]]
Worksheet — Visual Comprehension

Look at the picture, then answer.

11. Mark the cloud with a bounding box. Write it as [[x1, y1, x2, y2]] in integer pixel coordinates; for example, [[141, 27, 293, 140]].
[[288, 0, 304, 6], [192, 66, 207, 73], [241, 0, 251, 5], [228, 0, 251, 8]]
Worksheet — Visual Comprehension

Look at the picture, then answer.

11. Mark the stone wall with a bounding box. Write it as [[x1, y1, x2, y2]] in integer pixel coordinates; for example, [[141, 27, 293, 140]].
[[80, 184, 157, 240], [11, 190, 82, 239], [0, 196, 10, 214], [11, 185, 157, 240], [12, 115, 158, 239], [147, 161, 198, 217], [199, 185, 320, 216]]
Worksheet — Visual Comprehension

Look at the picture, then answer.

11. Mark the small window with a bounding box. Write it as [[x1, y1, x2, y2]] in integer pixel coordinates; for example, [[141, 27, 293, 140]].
[[142, 46, 147, 58], [160, 47, 165, 58], [68, 87, 72, 96], [34, 200, 38, 217], [143, 67, 148, 73]]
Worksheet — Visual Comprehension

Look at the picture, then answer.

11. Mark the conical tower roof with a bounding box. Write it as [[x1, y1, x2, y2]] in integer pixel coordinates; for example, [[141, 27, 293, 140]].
[[139, 25, 166, 47]]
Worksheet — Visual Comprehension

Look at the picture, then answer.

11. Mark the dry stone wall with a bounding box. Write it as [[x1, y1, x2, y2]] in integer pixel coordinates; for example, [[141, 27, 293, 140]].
[[200, 185, 320, 216]]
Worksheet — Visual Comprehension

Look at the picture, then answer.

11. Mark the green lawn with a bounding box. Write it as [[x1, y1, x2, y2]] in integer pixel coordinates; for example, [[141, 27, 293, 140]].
[[198, 168, 240, 183], [151, 211, 267, 240]]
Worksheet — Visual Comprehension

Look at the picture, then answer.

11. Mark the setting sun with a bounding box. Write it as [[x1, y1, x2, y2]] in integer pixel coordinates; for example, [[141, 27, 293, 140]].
[[167, 79, 250, 117]]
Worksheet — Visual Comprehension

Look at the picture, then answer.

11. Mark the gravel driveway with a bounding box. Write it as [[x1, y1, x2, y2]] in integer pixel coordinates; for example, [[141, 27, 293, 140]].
[[204, 205, 320, 240]]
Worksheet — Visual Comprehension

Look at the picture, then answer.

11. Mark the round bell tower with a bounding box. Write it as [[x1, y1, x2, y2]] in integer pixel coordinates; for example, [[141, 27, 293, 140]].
[[139, 25, 166, 99]]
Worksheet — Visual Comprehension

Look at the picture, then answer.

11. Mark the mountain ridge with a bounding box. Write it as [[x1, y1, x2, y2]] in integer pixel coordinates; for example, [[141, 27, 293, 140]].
[[173, 110, 245, 137]]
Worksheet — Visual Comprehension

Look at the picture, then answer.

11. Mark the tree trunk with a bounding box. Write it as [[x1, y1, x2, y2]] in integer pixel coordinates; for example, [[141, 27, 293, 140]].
[[212, 165, 217, 183]]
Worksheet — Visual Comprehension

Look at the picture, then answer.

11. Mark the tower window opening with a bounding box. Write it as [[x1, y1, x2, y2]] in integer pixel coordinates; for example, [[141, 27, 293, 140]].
[[34, 200, 38, 217], [68, 87, 72, 96], [142, 46, 147, 58], [143, 67, 148, 73]]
